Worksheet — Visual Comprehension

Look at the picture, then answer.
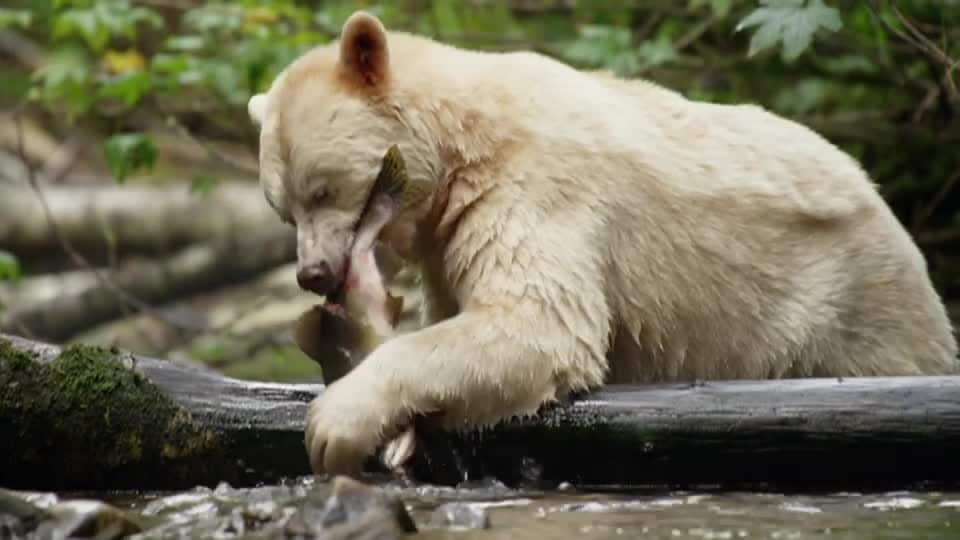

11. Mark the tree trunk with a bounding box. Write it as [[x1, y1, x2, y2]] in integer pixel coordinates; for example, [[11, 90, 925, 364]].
[[2, 333, 960, 492]]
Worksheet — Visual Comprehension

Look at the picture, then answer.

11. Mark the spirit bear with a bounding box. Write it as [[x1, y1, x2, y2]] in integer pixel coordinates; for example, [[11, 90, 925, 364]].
[[247, 11, 958, 476]]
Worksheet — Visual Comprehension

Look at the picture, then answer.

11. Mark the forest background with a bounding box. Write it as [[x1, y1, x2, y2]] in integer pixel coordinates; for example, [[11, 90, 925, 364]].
[[0, 0, 957, 381]]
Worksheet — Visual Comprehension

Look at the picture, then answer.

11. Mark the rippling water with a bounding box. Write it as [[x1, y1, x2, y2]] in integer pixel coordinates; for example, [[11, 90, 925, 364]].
[[62, 477, 957, 539]]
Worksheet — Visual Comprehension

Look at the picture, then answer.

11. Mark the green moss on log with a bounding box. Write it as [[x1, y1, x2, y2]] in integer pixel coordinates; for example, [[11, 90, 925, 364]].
[[0, 338, 225, 490]]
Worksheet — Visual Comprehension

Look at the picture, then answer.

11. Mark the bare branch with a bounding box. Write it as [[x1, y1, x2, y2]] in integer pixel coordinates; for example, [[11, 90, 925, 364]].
[[912, 168, 960, 235], [0, 29, 45, 69], [870, 1, 960, 110]]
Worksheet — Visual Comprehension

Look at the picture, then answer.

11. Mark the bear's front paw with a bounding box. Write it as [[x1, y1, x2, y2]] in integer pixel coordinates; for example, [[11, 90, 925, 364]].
[[304, 376, 398, 477]]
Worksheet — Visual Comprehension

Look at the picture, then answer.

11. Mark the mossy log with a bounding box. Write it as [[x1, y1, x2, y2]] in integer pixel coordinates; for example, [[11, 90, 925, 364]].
[[3, 333, 960, 492]]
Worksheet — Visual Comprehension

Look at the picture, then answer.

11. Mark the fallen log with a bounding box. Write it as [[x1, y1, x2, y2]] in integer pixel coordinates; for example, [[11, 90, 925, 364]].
[[0, 227, 296, 342], [2, 333, 960, 493], [0, 182, 278, 265]]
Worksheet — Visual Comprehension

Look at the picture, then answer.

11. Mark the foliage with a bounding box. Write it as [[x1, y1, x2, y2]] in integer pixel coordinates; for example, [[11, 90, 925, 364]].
[[6, 0, 856, 184], [0, 251, 21, 282], [0, 8, 32, 29], [103, 132, 157, 182], [3, 0, 960, 297], [735, 0, 843, 62]]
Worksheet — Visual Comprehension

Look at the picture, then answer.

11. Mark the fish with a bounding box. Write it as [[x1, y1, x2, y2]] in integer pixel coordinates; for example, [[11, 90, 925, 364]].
[[360, 144, 433, 219], [295, 144, 433, 474]]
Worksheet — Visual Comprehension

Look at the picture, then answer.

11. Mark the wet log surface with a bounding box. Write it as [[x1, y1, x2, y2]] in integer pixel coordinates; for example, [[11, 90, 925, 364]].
[[2, 333, 960, 493]]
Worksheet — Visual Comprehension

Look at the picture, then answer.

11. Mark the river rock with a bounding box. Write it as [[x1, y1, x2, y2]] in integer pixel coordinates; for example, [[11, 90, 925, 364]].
[[428, 502, 491, 530], [280, 476, 417, 539], [0, 488, 141, 539]]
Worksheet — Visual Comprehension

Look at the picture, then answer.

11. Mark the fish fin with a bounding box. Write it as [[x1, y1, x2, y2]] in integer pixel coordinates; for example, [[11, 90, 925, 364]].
[[386, 291, 405, 327]]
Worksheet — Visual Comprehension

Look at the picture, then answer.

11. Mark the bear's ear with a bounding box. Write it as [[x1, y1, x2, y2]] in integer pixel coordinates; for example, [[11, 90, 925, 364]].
[[248, 93, 267, 127], [338, 11, 390, 87]]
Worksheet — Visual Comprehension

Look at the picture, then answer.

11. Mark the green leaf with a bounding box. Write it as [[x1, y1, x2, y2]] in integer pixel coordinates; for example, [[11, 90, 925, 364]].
[[818, 54, 876, 75], [0, 251, 21, 281], [150, 53, 190, 74], [773, 78, 828, 115], [0, 8, 32, 29], [190, 174, 219, 196], [637, 34, 678, 68], [103, 133, 157, 183], [31, 45, 93, 121], [95, 2, 163, 41], [563, 25, 633, 69], [710, 0, 734, 18], [736, 0, 843, 63], [96, 71, 152, 107], [165, 35, 207, 52], [51, 2, 163, 51], [184, 4, 244, 36], [53, 9, 110, 51], [35, 46, 90, 88]]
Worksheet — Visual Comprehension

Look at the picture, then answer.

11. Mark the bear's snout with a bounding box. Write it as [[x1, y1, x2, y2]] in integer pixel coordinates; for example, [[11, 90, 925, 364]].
[[297, 261, 338, 295]]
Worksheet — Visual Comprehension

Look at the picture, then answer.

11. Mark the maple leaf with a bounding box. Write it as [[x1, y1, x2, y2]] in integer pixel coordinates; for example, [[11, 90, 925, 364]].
[[736, 0, 843, 62]]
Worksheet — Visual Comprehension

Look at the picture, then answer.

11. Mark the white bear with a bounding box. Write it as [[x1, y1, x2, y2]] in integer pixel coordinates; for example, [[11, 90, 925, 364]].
[[247, 11, 958, 477]]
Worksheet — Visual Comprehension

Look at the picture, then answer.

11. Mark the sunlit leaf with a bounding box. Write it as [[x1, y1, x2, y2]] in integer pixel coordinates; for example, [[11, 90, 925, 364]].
[[52, 9, 109, 51], [819, 54, 876, 75], [31, 45, 93, 120], [0, 8, 32, 29], [150, 53, 190, 75], [104, 133, 157, 183], [184, 4, 244, 36], [637, 34, 678, 68], [0, 251, 21, 281], [773, 78, 828, 115], [166, 35, 206, 52], [736, 0, 843, 62], [563, 25, 634, 69], [102, 48, 146, 74], [96, 71, 151, 107], [35, 46, 90, 88], [244, 6, 278, 25]]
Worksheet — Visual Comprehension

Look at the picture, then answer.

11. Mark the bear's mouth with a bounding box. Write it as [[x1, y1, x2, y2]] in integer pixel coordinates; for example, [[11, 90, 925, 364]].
[[321, 301, 347, 319], [320, 256, 354, 314]]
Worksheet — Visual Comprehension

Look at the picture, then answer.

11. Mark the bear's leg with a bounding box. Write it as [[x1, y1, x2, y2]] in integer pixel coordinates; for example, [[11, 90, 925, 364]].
[[304, 293, 611, 476]]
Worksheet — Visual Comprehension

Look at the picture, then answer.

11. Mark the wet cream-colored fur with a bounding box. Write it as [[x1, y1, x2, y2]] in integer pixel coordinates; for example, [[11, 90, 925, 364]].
[[248, 12, 958, 476]]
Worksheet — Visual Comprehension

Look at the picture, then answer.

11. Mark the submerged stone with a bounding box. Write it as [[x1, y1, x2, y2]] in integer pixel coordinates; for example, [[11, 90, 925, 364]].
[[427, 502, 491, 530], [0, 488, 141, 539], [282, 476, 417, 539]]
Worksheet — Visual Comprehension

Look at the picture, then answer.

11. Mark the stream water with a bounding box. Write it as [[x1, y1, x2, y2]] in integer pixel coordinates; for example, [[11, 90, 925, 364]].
[[17, 477, 957, 539]]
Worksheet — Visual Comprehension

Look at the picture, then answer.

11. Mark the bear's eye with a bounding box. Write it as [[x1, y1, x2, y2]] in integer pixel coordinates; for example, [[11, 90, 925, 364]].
[[312, 188, 330, 205]]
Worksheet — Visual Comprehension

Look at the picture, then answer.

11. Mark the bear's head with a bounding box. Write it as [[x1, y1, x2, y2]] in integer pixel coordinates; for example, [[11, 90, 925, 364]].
[[247, 11, 443, 296]]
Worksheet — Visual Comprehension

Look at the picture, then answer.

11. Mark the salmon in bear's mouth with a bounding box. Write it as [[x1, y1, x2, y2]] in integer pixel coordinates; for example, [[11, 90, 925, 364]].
[[321, 256, 358, 318], [318, 144, 419, 320]]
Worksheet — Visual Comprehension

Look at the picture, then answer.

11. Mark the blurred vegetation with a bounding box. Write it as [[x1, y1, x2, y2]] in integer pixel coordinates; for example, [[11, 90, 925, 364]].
[[1, 0, 959, 376]]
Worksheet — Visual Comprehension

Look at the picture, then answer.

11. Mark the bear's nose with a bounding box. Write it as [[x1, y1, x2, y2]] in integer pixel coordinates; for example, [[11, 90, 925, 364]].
[[297, 262, 336, 295]]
